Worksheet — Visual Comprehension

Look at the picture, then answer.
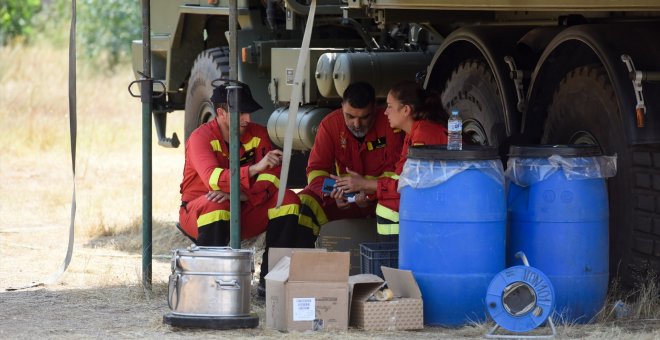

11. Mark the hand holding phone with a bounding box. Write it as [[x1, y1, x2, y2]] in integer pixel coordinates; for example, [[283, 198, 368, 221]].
[[321, 177, 355, 198]]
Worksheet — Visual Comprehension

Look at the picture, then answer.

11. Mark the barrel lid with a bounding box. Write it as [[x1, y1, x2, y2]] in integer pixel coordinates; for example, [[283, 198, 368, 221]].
[[509, 145, 602, 158], [407, 145, 500, 160]]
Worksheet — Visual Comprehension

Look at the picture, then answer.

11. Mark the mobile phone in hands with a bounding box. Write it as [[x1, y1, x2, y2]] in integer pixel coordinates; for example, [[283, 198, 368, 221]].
[[321, 178, 355, 198]]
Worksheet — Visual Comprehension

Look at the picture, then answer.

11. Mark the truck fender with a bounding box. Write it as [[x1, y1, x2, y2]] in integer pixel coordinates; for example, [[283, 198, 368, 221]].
[[424, 25, 536, 139], [523, 22, 660, 144]]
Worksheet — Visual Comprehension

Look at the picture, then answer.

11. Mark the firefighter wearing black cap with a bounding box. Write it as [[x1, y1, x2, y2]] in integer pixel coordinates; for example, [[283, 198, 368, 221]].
[[178, 83, 300, 296]]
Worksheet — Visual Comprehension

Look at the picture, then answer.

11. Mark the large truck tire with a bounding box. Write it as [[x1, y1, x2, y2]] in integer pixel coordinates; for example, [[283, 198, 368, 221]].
[[184, 47, 230, 140], [541, 64, 658, 287], [440, 59, 507, 150]]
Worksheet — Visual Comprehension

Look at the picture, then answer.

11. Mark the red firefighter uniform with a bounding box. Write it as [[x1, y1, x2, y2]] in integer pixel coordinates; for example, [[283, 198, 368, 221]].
[[297, 107, 405, 239], [179, 118, 300, 244], [375, 119, 448, 234]]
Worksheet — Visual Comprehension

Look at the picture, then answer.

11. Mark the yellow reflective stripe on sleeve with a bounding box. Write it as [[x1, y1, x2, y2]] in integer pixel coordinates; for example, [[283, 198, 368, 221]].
[[412, 142, 425, 146], [307, 170, 330, 184], [243, 137, 261, 151], [300, 193, 329, 226], [197, 209, 231, 227], [257, 173, 280, 188], [364, 172, 397, 181], [376, 203, 399, 222], [380, 171, 397, 179], [209, 168, 223, 190], [267, 203, 299, 219], [210, 140, 222, 152]]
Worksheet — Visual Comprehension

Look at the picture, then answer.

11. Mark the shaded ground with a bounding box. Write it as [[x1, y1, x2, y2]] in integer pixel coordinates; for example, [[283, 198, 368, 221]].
[[2, 225, 660, 340]]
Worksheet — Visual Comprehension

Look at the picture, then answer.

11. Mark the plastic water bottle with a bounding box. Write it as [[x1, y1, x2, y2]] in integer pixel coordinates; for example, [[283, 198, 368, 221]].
[[447, 109, 463, 150], [613, 300, 631, 319]]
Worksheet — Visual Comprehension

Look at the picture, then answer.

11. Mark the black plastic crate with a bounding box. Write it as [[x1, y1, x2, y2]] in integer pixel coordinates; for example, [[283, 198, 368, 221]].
[[360, 242, 398, 279]]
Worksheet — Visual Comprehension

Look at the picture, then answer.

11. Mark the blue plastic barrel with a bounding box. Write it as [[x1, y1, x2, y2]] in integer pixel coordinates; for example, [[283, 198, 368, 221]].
[[506, 145, 609, 324], [399, 145, 506, 327]]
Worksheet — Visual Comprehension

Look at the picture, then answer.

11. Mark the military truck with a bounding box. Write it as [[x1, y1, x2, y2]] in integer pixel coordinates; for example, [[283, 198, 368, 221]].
[[132, 0, 660, 287]]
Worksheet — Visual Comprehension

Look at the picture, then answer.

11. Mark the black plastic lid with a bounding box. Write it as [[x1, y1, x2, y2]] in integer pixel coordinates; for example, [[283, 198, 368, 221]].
[[407, 145, 500, 160], [508, 145, 602, 158]]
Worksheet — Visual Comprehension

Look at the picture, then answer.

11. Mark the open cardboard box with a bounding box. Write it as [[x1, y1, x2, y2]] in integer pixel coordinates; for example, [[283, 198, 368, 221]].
[[265, 248, 350, 332], [349, 266, 423, 330]]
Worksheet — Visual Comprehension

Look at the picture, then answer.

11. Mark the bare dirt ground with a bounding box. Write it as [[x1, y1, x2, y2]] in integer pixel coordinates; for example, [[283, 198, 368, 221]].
[[1, 44, 660, 340], [3, 226, 660, 340], [4, 229, 659, 340]]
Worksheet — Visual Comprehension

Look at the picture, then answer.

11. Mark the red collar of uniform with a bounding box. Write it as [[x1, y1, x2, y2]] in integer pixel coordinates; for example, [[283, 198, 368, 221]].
[[210, 119, 255, 145]]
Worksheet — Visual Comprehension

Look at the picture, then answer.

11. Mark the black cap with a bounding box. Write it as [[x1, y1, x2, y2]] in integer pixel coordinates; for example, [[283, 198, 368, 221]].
[[211, 83, 263, 113]]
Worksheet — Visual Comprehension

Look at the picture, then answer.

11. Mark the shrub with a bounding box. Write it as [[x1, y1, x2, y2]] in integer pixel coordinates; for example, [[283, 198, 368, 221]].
[[77, 0, 141, 70], [3, 0, 141, 70], [0, 0, 42, 45]]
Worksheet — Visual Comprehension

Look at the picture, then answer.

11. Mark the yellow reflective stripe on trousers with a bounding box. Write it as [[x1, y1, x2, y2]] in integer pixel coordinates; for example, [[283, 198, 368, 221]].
[[209, 168, 223, 190], [298, 193, 328, 235], [197, 209, 231, 227], [267, 203, 299, 219], [376, 203, 399, 235], [307, 170, 330, 185], [298, 215, 320, 235], [257, 173, 280, 188]]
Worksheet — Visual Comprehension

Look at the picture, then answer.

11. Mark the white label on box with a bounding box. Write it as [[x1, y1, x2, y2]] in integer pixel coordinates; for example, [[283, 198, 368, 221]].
[[286, 68, 294, 85], [292, 298, 316, 321]]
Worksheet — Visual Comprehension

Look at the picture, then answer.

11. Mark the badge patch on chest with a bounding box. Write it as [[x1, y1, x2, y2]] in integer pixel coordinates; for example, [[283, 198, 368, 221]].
[[366, 137, 386, 151]]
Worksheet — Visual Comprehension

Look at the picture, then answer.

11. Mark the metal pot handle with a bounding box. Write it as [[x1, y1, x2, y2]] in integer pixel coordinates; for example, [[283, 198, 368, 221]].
[[167, 273, 181, 310], [215, 278, 240, 290]]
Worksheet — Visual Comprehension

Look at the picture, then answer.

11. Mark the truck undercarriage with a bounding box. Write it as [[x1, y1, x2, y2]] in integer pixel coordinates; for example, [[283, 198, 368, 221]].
[[132, 0, 660, 288]]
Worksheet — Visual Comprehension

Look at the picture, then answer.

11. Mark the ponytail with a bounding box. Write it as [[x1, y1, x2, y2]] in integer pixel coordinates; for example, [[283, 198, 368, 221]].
[[423, 88, 449, 123]]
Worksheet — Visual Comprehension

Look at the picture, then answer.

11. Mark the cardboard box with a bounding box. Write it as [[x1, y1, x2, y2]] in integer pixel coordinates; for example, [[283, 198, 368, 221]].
[[349, 266, 424, 330], [267, 248, 327, 272], [265, 249, 350, 332], [317, 218, 379, 275]]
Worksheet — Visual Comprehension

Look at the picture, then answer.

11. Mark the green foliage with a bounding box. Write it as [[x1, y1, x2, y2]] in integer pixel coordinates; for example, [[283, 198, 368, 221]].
[[78, 0, 141, 70], [3, 0, 141, 70], [0, 0, 42, 45], [30, 0, 71, 48]]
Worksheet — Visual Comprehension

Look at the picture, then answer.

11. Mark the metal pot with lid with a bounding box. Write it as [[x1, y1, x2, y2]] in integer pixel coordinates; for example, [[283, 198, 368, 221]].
[[168, 246, 254, 316]]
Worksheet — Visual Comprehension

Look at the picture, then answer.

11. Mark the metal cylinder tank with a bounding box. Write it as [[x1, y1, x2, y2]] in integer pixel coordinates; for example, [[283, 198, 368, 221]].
[[315, 52, 341, 99], [267, 105, 332, 151], [333, 51, 431, 97]]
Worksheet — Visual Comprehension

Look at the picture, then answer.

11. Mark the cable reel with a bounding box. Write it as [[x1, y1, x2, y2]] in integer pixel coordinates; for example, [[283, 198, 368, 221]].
[[485, 252, 556, 338]]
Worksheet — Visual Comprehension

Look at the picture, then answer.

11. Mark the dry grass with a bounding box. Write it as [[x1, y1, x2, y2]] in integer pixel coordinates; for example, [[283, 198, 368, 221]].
[[597, 273, 660, 324], [0, 42, 186, 254]]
